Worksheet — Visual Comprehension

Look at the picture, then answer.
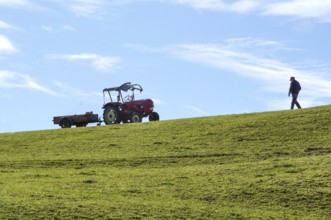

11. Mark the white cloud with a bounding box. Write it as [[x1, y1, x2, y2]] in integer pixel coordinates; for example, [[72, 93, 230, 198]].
[[0, 20, 14, 29], [0, 0, 45, 10], [57, 0, 108, 17], [0, 35, 17, 53], [0, 20, 21, 31], [53, 80, 101, 98], [60, 0, 149, 17], [92, 56, 121, 72], [172, 0, 226, 11], [183, 104, 208, 115], [152, 98, 167, 105], [264, 0, 331, 22], [62, 24, 75, 31], [41, 24, 75, 32], [171, 0, 262, 13], [165, 39, 331, 109], [230, 0, 260, 13], [0, 0, 31, 7], [41, 25, 53, 32], [3, 0, 329, 22], [0, 70, 57, 95], [171, 0, 331, 22], [47, 53, 121, 72]]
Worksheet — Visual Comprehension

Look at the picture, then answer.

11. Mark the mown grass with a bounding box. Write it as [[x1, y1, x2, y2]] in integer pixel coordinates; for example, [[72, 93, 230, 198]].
[[0, 106, 331, 219]]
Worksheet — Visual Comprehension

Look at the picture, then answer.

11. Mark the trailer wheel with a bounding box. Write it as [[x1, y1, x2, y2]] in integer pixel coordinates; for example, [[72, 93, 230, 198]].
[[60, 118, 71, 128], [149, 112, 160, 121], [130, 112, 142, 123], [103, 106, 121, 124]]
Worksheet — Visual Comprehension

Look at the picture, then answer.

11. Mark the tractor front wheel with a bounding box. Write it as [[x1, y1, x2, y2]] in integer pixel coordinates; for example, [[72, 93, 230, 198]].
[[149, 112, 160, 121], [103, 106, 121, 124]]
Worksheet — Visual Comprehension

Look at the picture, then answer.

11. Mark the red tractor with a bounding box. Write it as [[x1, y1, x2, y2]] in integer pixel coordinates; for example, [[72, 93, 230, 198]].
[[102, 82, 159, 124]]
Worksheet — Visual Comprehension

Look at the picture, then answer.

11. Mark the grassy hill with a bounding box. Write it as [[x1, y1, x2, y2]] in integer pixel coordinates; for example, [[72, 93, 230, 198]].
[[0, 106, 330, 219]]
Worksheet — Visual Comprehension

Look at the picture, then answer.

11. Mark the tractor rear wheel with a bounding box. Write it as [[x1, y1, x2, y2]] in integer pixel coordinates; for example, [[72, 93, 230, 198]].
[[103, 106, 121, 124], [130, 112, 142, 123], [149, 112, 160, 121]]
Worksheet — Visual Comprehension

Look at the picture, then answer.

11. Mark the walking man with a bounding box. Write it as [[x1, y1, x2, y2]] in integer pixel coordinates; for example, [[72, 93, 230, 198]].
[[288, 76, 301, 109]]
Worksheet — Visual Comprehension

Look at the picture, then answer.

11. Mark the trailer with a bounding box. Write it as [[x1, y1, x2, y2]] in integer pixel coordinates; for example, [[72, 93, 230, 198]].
[[53, 112, 100, 128]]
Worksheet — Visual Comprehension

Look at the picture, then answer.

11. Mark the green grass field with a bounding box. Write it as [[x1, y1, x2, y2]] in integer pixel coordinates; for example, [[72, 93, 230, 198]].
[[1, 106, 330, 219]]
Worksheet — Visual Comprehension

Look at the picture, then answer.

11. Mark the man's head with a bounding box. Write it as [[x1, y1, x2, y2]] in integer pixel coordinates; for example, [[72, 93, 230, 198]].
[[290, 76, 295, 81]]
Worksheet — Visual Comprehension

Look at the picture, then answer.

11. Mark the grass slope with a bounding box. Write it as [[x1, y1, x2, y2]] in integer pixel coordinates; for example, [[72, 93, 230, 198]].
[[0, 106, 331, 219]]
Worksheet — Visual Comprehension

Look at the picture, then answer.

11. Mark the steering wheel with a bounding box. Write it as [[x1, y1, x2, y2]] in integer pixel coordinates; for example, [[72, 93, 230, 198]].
[[125, 95, 132, 102]]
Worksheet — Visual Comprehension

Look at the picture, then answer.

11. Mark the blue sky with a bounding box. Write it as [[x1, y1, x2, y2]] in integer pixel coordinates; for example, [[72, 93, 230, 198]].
[[1, 0, 331, 133]]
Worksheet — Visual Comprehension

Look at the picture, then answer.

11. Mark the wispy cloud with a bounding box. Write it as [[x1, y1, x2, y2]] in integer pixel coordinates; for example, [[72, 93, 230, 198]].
[[58, 0, 150, 17], [0, 70, 58, 95], [46, 53, 121, 72], [0, 0, 45, 10], [0, 20, 15, 29], [0, 35, 17, 54], [57, 0, 108, 17], [0, 0, 32, 7], [171, 0, 331, 22], [171, 0, 260, 13], [2, 0, 330, 23], [183, 104, 208, 115], [264, 0, 331, 22], [41, 25, 53, 32], [41, 24, 75, 32], [53, 80, 101, 98], [171, 0, 226, 11], [164, 39, 331, 109], [62, 24, 75, 31]]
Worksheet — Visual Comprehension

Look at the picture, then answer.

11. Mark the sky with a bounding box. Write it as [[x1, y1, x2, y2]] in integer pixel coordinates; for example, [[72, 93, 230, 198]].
[[1, 0, 331, 133]]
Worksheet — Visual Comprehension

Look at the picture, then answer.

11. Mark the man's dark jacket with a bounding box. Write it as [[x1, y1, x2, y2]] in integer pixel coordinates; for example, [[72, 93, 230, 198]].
[[289, 80, 301, 94]]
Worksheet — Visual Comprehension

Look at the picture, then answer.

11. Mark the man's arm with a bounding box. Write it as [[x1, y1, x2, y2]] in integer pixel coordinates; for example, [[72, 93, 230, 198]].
[[288, 81, 293, 96]]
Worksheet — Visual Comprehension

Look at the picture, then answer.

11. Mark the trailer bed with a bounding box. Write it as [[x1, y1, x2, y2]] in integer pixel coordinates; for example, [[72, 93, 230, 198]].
[[53, 112, 100, 128]]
